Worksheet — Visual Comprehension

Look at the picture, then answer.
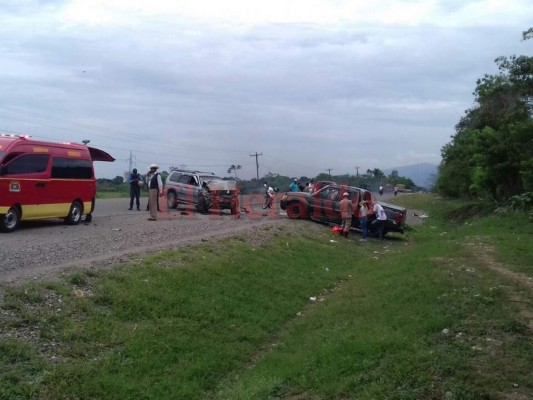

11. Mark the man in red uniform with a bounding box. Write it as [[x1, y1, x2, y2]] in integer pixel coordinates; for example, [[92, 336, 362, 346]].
[[339, 192, 353, 238]]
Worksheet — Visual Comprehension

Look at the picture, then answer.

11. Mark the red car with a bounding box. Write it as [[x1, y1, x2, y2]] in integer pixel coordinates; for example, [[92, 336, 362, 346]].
[[280, 184, 406, 236]]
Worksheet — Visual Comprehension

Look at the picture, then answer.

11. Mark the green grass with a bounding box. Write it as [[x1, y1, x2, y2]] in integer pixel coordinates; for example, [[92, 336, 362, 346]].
[[1, 194, 532, 399], [96, 190, 131, 199]]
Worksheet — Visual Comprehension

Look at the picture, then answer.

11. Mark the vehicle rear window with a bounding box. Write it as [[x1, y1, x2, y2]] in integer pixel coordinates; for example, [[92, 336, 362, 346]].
[[3, 154, 49, 175], [52, 157, 93, 179]]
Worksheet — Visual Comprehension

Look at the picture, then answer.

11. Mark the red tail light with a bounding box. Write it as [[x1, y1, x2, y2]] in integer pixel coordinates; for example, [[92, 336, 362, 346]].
[[395, 212, 404, 224]]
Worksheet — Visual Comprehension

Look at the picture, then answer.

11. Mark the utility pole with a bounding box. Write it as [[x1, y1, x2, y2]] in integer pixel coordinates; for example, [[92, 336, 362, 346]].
[[325, 168, 333, 178], [128, 150, 133, 172], [250, 152, 263, 181]]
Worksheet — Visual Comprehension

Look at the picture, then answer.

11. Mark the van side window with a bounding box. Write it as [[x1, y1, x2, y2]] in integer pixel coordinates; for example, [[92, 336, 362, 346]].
[[52, 158, 92, 179], [4, 154, 49, 175]]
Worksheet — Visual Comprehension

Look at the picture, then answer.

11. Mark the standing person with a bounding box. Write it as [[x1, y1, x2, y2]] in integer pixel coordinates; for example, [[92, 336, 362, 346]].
[[339, 192, 353, 238], [289, 178, 299, 192], [358, 200, 369, 241], [309, 179, 315, 193], [379, 185, 384, 196], [144, 168, 151, 211], [148, 164, 163, 221], [128, 168, 142, 211], [145, 167, 161, 212], [393, 186, 398, 196], [372, 202, 388, 240]]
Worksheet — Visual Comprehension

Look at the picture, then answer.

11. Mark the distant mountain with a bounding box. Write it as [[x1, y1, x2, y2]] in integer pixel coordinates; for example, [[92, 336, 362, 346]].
[[384, 163, 438, 188]]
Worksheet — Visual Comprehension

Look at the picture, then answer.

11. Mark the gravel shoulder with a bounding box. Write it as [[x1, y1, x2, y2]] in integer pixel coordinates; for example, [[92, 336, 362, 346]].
[[0, 206, 291, 284]]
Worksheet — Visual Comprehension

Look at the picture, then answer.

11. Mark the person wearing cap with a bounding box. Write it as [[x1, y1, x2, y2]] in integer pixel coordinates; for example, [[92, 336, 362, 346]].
[[128, 168, 142, 211], [339, 192, 354, 238], [289, 178, 299, 192], [147, 164, 163, 221], [145, 166, 161, 212]]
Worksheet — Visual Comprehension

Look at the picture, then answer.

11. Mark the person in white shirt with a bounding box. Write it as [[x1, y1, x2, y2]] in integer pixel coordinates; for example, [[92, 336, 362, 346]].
[[358, 200, 369, 241], [372, 202, 387, 239], [147, 164, 163, 221]]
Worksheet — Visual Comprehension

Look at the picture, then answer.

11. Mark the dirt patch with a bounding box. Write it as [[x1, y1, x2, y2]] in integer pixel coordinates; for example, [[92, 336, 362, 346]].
[[465, 241, 533, 334], [446, 203, 493, 224]]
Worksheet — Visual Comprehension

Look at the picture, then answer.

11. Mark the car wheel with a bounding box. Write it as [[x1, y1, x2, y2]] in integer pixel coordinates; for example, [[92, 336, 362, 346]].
[[65, 201, 83, 225], [0, 206, 21, 233], [286, 202, 305, 219], [197, 196, 209, 213], [167, 191, 177, 209]]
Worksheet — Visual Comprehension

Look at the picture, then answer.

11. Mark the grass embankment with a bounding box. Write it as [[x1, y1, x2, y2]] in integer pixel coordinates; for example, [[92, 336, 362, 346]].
[[1, 194, 532, 399]]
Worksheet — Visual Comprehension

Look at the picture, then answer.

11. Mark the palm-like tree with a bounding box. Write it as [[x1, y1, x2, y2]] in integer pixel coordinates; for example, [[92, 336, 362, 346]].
[[227, 164, 242, 178], [367, 168, 385, 184]]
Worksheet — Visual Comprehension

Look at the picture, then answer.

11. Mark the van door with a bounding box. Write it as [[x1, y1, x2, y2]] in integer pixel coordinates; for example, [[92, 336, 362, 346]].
[[49, 156, 95, 217], [1, 153, 52, 218]]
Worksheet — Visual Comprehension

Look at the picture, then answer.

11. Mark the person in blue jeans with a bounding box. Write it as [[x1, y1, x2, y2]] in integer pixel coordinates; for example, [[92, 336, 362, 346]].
[[358, 200, 369, 241]]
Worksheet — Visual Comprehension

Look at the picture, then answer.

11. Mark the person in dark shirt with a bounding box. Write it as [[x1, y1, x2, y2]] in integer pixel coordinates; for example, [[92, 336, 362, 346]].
[[128, 168, 142, 210]]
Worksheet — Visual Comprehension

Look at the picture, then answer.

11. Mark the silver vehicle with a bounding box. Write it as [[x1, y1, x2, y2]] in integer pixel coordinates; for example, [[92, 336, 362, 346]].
[[164, 169, 238, 214]]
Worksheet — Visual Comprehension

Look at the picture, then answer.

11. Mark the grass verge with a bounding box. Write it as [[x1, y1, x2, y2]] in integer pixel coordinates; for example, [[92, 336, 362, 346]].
[[1, 194, 532, 399]]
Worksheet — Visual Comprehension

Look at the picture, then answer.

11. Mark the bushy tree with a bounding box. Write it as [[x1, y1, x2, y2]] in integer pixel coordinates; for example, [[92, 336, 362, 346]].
[[437, 28, 533, 201]]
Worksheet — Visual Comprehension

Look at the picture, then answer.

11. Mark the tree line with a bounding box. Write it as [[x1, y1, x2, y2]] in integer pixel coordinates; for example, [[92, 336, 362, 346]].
[[96, 168, 417, 195], [436, 28, 533, 208]]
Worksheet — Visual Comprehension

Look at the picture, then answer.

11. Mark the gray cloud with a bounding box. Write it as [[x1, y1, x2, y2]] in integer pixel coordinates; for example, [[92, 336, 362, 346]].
[[1, 1, 532, 179]]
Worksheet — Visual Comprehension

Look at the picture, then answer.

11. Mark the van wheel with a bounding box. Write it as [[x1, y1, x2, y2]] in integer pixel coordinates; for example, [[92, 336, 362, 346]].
[[65, 201, 83, 225], [0, 206, 21, 233], [167, 191, 177, 209]]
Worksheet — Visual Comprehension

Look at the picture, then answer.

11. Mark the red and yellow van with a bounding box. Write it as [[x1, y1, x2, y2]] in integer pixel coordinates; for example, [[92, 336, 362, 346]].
[[0, 135, 114, 232]]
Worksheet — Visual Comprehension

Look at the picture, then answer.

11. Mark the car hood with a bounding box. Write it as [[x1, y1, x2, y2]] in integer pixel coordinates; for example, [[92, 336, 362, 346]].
[[205, 179, 236, 191], [284, 192, 309, 199]]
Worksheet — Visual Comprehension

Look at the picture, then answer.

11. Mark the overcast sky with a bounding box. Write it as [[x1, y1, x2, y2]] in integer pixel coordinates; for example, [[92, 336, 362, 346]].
[[1, 0, 532, 180]]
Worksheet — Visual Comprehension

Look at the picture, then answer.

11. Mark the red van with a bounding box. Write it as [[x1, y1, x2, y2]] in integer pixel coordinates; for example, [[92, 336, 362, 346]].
[[0, 134, 114, 232]]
